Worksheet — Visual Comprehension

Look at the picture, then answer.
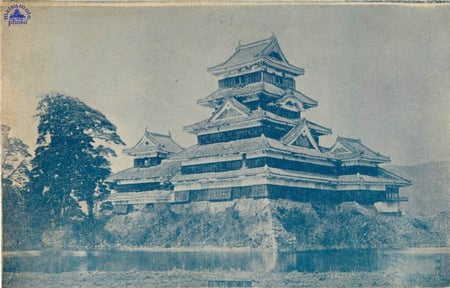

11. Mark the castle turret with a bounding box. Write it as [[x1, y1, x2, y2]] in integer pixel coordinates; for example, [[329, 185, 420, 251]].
[[123, 128, 183, 168]]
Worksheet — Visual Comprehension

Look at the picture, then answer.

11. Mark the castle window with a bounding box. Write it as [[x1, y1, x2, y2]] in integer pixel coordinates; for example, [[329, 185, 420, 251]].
[[218, 72, 262, 88], [262, 72, 295, 89]]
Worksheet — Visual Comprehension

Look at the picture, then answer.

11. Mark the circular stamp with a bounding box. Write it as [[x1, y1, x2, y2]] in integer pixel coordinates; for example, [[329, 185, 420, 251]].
[[3, 3, 31, 26]]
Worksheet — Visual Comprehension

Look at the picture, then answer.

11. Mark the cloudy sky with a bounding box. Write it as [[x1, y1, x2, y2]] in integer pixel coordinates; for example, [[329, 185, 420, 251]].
[[2, 4, 449, 171]]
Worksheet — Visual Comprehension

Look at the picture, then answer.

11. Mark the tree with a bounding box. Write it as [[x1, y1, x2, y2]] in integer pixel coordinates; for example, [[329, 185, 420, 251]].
[[2, 124, 33, 249], [29, 93, 124, 233], [2, 124, 31, 187]]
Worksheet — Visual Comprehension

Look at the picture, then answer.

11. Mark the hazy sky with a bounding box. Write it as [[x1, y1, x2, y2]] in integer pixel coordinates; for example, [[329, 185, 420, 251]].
[[2, 4, 449, 171]]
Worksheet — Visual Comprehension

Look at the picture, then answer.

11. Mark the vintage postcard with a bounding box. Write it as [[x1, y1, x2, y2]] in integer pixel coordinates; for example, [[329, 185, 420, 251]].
[[2, 2, 449, 287]]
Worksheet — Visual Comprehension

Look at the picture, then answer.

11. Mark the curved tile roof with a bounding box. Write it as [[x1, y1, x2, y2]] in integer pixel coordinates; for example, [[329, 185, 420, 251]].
[[108, 160, 182, 182], [123, 128, 184, 156], [207, 36, 304, 76], [331, 137, 390, 163]]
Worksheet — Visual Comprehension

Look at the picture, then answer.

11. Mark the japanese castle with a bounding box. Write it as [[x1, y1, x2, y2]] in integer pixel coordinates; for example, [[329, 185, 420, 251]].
[[106, 36, 410, 214]]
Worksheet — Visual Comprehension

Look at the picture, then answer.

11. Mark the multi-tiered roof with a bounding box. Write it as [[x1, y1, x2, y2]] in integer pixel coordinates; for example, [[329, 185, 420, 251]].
[[107, 36, 410, 214], [186, 36, 330, 148]]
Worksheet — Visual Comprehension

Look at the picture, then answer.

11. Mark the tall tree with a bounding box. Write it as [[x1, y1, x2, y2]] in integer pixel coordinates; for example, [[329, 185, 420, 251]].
[[2, 124, 33, 249], [29, 93, 124, 230]]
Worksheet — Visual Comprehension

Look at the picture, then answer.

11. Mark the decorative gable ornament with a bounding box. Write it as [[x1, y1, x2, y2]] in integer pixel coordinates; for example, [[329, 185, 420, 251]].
[[277, 91, 305, 112]]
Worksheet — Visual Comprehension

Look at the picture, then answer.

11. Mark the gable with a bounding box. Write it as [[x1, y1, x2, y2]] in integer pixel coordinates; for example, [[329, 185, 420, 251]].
[[333, 147, 348, 154], [282, 122, 319, 150], [330, 142, 352, 155], [210, 99, 250, 122], [268, 51, 283, 61], [124, 128, 183, 157], [331, 137, 390, 163], [261, 38, 289, 64], [215, 107, 244, 120], [136, 135, 158, 149], [292, 133, 314, 149]]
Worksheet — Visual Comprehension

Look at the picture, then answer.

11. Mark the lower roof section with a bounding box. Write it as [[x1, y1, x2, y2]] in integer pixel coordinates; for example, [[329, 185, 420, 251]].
[[330, 137, 391, 164], [108, 160, 181, 183], [108, 135, 411, 190], [172, 166, 411, 192], [184, 107, 294, 135], [198, 82, 317, 109], [171, 135, 332, 162]]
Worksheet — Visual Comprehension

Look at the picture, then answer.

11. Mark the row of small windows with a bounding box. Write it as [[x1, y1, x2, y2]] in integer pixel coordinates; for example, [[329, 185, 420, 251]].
[[219, 72, 261, 88], [181, 158, 381, 177], [262, 72, 295, 90], [181, 157, 337, 175], [218, 71, 295, 90]]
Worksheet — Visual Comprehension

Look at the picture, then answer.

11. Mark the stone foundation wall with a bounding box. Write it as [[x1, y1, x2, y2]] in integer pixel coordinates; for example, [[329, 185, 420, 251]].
[[101, 199, 446, 250]]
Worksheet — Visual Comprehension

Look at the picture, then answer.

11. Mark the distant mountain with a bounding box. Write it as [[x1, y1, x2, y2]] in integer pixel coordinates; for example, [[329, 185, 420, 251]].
[[386, 161, 450, 216]]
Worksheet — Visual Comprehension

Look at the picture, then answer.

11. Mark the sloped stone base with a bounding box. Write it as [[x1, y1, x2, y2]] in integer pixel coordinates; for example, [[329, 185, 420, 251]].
[[102, 199, 446, 250]]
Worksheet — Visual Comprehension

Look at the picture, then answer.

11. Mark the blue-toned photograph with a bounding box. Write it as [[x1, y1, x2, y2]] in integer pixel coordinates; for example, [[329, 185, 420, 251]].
[[2, 3, 449, 287]]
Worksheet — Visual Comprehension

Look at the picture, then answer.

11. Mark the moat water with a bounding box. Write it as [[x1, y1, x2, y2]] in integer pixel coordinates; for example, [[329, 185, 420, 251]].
[[3, 248, 450, 280]]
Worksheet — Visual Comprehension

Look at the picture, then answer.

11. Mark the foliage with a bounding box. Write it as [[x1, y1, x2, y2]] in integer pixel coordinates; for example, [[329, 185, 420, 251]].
[[29, 93, 124, 234], [1, 124, 36, 250], [1, 124, 31, 186]]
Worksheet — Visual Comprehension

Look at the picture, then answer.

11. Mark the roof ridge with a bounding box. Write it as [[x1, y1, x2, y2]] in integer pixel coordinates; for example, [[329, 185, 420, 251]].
[[227, 97, 251, 113], [335, 136, 390, 162], [145, 128, 172, 138], [337, 136, 361, 142], [355, 141, 390, 159], [292, 90, 318, 106], [281, 119, 308, 144], [207, 37, 275, 73], [260, 133, 270, 146], [377, 167, 412, 185], [304, 119, 332, 133], [237, 35, 275, 50]]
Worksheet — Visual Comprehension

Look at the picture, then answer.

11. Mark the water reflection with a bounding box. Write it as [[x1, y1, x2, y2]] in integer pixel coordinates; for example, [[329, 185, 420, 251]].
[[3, 249, 450, 278], [276, 249, 382, 273]]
